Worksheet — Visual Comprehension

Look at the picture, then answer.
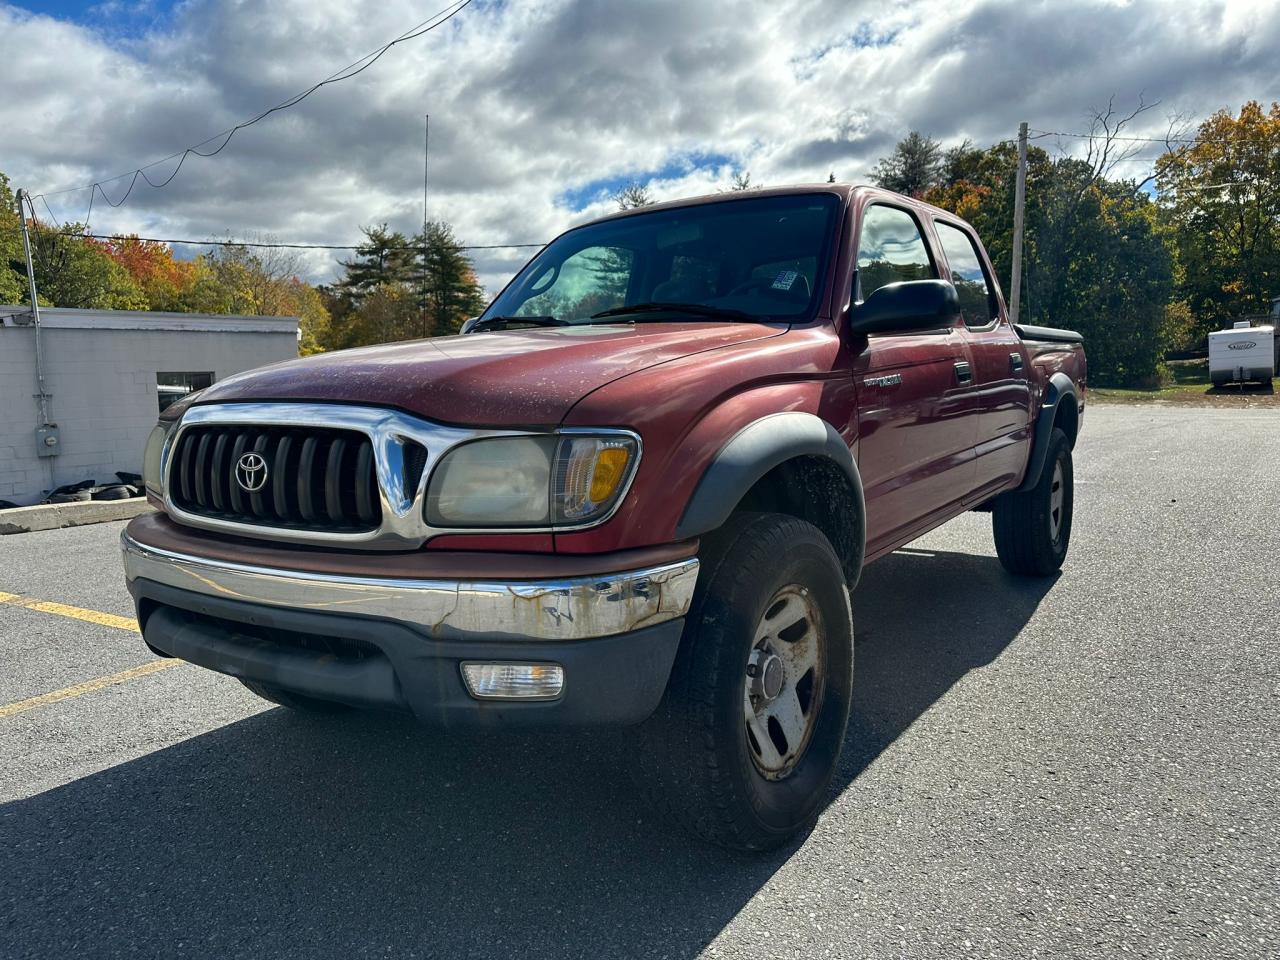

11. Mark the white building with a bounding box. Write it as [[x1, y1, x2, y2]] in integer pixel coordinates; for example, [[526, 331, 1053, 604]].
[[1, 306, 298, 505]]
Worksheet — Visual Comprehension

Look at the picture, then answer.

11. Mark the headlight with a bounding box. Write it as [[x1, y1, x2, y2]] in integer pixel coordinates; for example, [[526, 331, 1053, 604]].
[[142, 420, 176, 497], [425, 432, 639, 528], [426, 436, 557, 525]]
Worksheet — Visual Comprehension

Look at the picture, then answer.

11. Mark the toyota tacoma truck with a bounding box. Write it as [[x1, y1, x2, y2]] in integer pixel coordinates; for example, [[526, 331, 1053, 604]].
[[121, 184, 1086, 850]]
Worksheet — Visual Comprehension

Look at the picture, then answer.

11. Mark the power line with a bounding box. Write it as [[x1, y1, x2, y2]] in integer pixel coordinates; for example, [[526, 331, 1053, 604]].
[[31, 0, 476, 221], [60, 231, 546, 252], [1028, 128, 1260, 145]]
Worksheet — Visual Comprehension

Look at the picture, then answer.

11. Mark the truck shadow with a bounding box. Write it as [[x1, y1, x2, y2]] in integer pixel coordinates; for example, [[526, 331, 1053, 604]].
[[1, 549, 1055, 960]]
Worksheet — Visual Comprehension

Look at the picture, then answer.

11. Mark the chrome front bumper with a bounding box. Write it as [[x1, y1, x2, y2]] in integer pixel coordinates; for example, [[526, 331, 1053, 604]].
[[120, 533, 699, 642]]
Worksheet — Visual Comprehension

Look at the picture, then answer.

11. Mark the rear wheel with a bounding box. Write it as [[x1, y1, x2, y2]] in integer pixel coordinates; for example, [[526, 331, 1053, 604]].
[[993, 427, 1073, 576], [240, 679, 350, 713], [636, 513, 853, 851]]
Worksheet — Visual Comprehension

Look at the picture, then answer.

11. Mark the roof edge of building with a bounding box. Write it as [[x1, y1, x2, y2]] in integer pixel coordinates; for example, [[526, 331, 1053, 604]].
[[0, 306, 298, 334]]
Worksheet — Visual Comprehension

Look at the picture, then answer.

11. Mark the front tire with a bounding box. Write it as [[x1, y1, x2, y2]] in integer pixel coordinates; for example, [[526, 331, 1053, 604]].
[[993, 427, 1074, 576], [637, 513, 853, 851]]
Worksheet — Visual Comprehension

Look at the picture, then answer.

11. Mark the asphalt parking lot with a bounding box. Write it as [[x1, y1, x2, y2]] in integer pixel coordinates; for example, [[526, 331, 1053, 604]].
[[1, 403, 1277, 960]]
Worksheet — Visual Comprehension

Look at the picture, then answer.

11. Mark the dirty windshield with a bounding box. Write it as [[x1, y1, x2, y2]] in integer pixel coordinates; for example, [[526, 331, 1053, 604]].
[[484, 193, 841, 325]]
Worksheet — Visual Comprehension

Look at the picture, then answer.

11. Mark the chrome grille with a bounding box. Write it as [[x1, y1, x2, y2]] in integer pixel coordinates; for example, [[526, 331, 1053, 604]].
[[169, 424, 383, 533]]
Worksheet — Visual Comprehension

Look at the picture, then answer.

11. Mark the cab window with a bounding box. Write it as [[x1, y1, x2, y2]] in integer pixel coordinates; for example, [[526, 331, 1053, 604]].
[[856, 204, 936, 299], [934, 220, 998, 326]]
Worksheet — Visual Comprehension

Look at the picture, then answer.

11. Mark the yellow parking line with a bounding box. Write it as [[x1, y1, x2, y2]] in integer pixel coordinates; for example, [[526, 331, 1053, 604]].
[[0, 591, 138, 632], [0, 589, 182, 720], [0, 660, 180, 720]]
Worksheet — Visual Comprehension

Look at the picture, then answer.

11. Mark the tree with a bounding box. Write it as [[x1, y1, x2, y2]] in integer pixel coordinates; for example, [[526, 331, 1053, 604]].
[[329, 282, 417, 349], [1157, 101, 1280, 337], [872, 131, 943, 196], [939, 140, 979, 188], [26, 223, 148, 310], [94, 235, 202, 311], [336, 225, 417, 305], [728, 170, 758, 191], [415, 220, 485, 337], [323, 217, 485, 347], [285, 277, 332, 356], [1, 173, 28, 305], [613, 181, 654, 210], [193, 240, 331, 352], [197, 240, 302, 315]]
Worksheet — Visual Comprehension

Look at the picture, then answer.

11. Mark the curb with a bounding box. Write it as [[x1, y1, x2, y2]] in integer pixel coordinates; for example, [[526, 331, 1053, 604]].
[[0, 499, 154, 535]]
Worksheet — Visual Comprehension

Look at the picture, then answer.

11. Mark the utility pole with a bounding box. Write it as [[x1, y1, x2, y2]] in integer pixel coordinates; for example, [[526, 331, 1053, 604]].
[[1009, 121, 1028, 325], [15, 189, 51, 424], [427, 113, 437, 340], [15, 188, 58, 480]]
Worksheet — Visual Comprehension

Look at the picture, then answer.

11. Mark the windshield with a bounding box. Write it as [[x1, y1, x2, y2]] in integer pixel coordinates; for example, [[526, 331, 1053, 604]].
[[483, 193, 841, 325]]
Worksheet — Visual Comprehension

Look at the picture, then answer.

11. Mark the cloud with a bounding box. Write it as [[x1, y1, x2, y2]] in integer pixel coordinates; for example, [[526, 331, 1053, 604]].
[[1, 0, 1276, 293]]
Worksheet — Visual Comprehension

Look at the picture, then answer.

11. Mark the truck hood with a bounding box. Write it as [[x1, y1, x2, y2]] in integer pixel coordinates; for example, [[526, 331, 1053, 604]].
[[193, 322, 783, 426]]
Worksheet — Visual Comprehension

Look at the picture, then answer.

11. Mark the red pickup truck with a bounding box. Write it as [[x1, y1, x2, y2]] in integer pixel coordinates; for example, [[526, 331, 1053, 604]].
[[121, 185, 1085, 850]]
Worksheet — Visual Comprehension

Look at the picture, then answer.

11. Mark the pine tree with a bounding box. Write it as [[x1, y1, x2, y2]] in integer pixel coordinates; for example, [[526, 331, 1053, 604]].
[[414, 220, 485, 337], [337, 225, 416, 305], [872, 132, 944, 196]]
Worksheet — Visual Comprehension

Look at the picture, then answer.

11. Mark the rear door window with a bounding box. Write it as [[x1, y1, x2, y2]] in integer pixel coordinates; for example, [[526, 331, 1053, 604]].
[[934, 221, 998, 327]]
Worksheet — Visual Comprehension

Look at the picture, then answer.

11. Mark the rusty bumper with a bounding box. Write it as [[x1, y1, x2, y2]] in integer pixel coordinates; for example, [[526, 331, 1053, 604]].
[[121, 531, 699, 724], [121, 532, 698, 642]]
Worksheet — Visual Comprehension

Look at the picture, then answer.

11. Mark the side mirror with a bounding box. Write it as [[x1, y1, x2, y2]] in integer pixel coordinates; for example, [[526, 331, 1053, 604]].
[[459, 316, 481, 334], [848, 279, 959, 335]]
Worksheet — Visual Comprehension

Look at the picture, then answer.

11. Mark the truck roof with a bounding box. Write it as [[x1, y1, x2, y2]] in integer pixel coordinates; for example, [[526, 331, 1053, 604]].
[[583, 182, 968, 229], [585, 183, 851, 226]]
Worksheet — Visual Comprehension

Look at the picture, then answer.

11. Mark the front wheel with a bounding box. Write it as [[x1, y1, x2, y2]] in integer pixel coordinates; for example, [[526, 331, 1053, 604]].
[[636, 513, 853, 851], [992, 427, 1074, 576]]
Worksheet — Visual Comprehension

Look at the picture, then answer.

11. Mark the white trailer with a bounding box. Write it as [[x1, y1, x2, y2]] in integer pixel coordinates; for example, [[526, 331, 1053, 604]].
[[1209, 321, 1276, 386]]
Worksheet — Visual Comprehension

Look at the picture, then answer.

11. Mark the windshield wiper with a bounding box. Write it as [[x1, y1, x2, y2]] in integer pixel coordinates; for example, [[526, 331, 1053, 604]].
[[466, 315, 568, 333], [589, 302, 761, 323]]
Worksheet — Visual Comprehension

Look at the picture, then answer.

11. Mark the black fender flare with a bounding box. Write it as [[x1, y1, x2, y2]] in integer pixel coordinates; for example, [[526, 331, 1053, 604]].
[[675, 411, 866, 575], [1016, 371, 1077, 493]]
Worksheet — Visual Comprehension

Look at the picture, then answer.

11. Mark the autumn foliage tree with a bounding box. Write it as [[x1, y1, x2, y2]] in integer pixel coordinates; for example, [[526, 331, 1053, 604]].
[[92, 236, 203, 311], [1157, 101, 1280, 338]]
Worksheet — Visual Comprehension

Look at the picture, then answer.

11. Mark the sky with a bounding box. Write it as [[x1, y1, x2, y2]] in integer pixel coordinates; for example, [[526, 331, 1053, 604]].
[[1, 0, 1277, 294]]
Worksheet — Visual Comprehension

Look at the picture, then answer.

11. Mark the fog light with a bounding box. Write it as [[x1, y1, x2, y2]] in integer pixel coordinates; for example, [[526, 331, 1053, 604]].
[[461, 662, 564, 700]]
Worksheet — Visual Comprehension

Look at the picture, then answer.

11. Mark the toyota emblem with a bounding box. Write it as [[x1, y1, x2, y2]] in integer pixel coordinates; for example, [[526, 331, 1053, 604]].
[[235, 452, 269, 493]]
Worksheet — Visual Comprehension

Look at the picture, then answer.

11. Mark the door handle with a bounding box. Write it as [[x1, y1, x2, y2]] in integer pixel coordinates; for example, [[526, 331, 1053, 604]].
[[1009, 352, 1024, 373], [954, 361, 973, 384]]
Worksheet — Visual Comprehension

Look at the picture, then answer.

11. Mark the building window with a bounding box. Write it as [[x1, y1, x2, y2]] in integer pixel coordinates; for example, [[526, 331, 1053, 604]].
[[157, 372, 214, 413]]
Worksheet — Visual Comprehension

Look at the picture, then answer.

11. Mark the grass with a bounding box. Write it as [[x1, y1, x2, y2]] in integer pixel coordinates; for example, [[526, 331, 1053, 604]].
[[1090, 359, 1279, 407]]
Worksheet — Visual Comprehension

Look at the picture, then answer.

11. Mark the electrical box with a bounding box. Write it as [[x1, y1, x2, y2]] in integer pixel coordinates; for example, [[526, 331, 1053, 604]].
[[35, 424, 60, 458]]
